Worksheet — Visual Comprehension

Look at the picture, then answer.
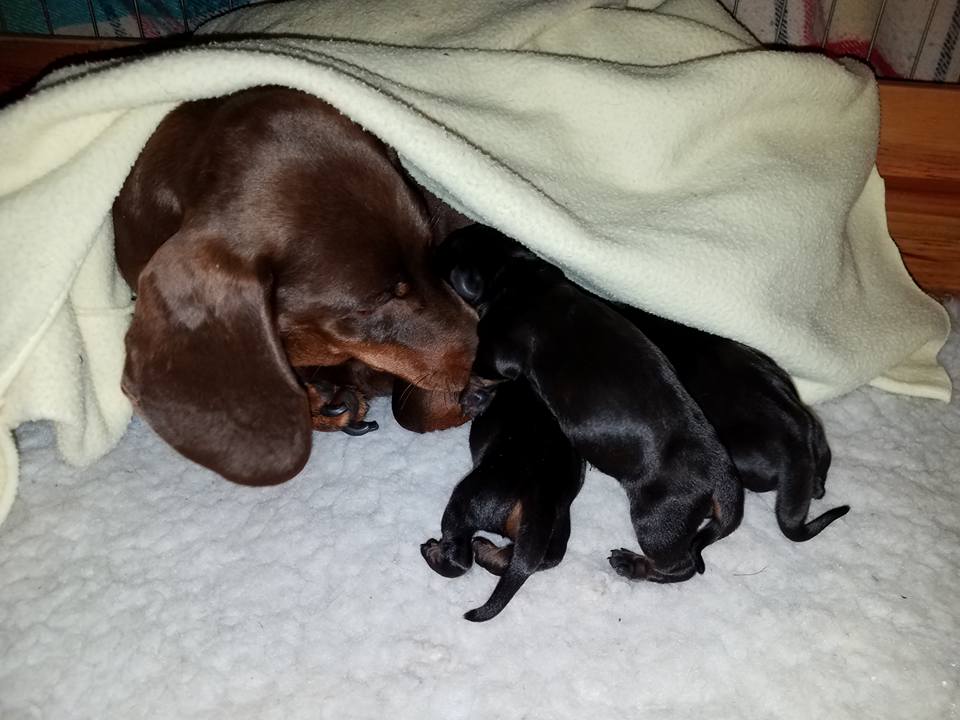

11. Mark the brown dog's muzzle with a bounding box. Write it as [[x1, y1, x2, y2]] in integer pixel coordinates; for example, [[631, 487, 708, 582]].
[[354, 332, 476, 393], [340, 291, 478, 393]]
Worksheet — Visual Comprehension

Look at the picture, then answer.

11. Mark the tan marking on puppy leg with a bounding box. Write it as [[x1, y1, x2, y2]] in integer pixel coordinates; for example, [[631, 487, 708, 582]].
[[503, 500, 523, 540]]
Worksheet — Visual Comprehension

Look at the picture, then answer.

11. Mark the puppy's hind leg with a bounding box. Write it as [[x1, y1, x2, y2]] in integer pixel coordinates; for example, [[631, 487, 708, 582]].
[[608, 548, 699, 583], [472, 537, 513, 576], [643, 556, 700, 583], [608, 496, 662, 580], [421, 536, 474, 578], [810, 420, 832, 500], [471, 500, 569, 576], [608, 548, 655, 580], [421, 473, 485, 578], [538, 510, 571, 571], [472, 498, 523, 575], [610, 494, 713, 583]]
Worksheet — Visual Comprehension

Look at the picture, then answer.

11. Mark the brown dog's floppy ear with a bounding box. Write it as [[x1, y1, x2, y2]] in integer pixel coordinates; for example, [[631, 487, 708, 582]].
[[122, 231, 311, 486]]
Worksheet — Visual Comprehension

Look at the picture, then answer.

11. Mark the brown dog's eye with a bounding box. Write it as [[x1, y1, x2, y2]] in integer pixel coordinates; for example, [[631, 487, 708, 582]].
[[393, 281, 411, 299]]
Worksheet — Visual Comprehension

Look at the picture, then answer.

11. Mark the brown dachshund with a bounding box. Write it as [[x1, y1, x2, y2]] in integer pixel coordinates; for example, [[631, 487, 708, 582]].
[[114, 86, 477, 486]]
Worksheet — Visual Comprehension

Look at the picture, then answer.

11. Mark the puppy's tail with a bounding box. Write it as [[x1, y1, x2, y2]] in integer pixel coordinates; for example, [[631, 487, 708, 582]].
[[464, 522, 551, 623], [776, 414, 849, 543], [463, 565, 531, 623], [690, 471, 744, 574], [776, 500, 850, 542]]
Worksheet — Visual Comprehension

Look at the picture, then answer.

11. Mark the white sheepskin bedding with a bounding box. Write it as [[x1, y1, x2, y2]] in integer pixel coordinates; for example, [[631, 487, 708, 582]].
[[1, 301, 957, 720]]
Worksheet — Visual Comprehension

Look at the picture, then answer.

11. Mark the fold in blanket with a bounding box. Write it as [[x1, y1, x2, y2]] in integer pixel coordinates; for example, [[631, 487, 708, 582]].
[[0, 0, 950, 526]]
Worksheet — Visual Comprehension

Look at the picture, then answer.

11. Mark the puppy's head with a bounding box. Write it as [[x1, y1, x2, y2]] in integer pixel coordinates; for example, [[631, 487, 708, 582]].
[[434, 224, 535, 315]]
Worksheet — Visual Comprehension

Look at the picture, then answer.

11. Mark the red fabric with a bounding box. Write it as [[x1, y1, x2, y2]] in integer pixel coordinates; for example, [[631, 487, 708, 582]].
[[824, 38, 900, 77], [802, 0, 818, 45]]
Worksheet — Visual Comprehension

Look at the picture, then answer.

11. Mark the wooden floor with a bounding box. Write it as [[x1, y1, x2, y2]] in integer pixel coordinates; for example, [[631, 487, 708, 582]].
[[1, 35, 958, 296]]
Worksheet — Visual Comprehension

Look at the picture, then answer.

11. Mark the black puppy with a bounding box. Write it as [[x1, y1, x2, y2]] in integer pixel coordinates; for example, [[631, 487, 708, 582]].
[[613, 306, 849, 541], [440, 225, 744, 583], [421, 379, 585, 622]]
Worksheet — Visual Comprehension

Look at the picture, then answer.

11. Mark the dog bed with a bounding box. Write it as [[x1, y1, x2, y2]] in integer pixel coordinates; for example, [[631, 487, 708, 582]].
[[1, 299, 957, 719]]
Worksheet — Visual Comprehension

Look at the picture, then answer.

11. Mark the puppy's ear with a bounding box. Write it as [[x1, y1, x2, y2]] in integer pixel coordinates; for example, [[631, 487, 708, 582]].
[[449, 264, 485, 304], [122, 231, 311, 486]]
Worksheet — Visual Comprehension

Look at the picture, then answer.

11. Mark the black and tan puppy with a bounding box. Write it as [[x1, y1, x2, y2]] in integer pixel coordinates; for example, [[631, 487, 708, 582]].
[[440, 225, 743, 583], [612, 306, 849, 541], [421, 379, 585, 622]]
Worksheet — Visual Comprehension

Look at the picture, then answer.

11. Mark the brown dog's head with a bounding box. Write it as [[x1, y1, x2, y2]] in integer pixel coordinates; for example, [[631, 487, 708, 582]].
[[117, 88, 476, 486]]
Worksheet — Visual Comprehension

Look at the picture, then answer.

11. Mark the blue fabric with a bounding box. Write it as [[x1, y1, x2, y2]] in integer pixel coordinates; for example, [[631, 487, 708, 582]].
[[0, 0, 246, 36]]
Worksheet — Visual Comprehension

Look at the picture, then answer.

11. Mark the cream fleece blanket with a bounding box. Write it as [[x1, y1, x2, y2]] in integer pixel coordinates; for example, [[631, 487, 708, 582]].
[[0, 0, 950, 526]]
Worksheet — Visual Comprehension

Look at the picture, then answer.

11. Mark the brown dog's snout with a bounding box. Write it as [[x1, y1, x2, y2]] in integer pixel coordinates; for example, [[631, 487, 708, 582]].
[[377, 290, 478, 392], [394, 336, 476, 392], [431, 333, 478, 389], [432, 290, 480, 385]]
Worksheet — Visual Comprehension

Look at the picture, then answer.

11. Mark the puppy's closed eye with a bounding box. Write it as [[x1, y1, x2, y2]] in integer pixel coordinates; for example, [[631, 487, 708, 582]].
[[449, 266, 484, 304]]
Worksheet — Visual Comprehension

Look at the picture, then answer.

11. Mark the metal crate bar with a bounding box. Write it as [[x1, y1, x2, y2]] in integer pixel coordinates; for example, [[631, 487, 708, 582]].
[[179, 0, 190, 32], [911, 0, 941, 80], [866, 0, 888, 63], [775, 0, 788, 43], [821, 0, 838, 45], [38, 0, 54, 34], [85, 0, 100, 37], [132, 0, 145, 39]]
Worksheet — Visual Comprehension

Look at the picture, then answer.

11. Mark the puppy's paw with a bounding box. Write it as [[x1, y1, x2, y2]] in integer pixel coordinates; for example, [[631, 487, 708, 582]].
[[420, 538, 448, 574], [421, 538, 470, 578], [421, 538, 440, 559], [608, 548, 654, 581]]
